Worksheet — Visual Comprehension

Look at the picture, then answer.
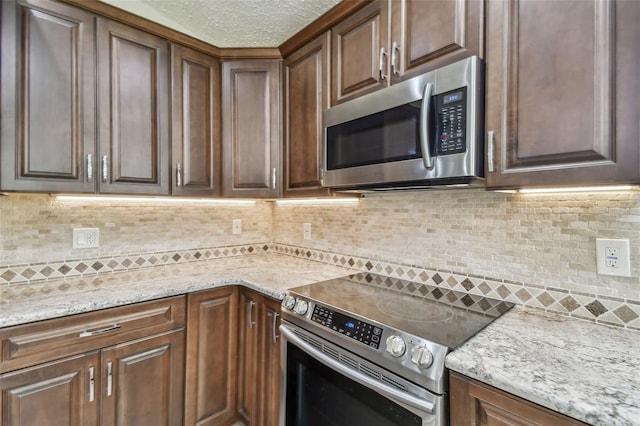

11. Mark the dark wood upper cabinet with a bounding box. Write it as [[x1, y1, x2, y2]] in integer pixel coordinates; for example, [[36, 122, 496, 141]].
[[171, 44, 222, 197], [222, 60, 281, 198], [96, 18, 170, 195], [331, 0, 389, 104], [283, 32, 332, 197], [331, 0, 482, 105], [389, 0, 483, 83], [0, 0, 96, 193], [485, 0, 640, 189]]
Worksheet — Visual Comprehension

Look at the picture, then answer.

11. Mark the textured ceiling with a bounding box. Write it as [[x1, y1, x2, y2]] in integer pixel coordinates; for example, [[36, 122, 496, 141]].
[[100, 0, 342, 47]]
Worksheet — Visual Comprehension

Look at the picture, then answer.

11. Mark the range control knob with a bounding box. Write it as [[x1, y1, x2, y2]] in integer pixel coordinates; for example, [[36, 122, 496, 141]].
[[410, 346, 433, 368], [281, 296, 296, 311], [293, 299, 309, 315], [385, 335, 406, 357]]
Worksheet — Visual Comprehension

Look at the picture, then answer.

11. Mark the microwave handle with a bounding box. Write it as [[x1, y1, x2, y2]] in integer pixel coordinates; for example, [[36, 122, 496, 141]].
[[420, 83, 435, 169]]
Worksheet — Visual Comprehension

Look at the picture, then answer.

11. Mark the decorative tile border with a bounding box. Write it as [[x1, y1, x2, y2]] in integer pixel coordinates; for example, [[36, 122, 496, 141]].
[[0, 243, 273, 285], [1, 242, 638, 330], [272, 244, 640, 331]]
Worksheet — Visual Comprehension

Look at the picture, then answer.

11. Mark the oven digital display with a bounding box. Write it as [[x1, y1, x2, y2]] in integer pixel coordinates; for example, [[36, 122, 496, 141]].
[[312, 305, 383, 349]]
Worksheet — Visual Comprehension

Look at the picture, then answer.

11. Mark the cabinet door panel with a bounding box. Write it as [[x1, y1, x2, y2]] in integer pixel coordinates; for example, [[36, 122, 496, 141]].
[[97, 18, 170, 195], [331, 0, 389, 105], [172, 45, 221, 196], [485, 0, 640, 188], [0, 0, 95, 192], [236, 290, 260, 424], [258, 297, 281, 426], [101, 330, 184, 426], [222, 61, 280, 198], [391, 0, 483, 82], [0, 352, 100, 426], [184, 287, 238, 426], [283, 33, 332, 197]]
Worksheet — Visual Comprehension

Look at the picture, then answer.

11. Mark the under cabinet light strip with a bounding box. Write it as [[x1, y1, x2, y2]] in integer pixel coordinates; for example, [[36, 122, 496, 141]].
[[518, 185, 634, 194], [55, 195, 256, 205], [275, 198, 360, 205]]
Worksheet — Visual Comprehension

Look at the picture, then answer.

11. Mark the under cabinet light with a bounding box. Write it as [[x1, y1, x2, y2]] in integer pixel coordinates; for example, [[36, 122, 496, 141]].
[[275, 198, 360, 205], [518, 185, 634, 195], [55, 195, 256, 205]]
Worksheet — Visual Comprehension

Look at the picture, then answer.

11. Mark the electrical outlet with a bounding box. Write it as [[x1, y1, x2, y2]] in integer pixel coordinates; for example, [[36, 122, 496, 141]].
[[303, 223, 311, 240], [232, 219, 242, 235], [73, 228, 99, 249], [596, 238, 631, 277]]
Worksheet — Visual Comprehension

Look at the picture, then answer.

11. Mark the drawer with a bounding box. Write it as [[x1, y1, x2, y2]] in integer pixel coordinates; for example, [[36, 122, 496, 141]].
[[0, 295, 186, 373]]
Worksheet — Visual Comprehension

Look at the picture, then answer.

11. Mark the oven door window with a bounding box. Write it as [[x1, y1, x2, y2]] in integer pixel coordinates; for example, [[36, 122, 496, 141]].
[[325, 101, 423, 171], [285, 343, 423, 426]]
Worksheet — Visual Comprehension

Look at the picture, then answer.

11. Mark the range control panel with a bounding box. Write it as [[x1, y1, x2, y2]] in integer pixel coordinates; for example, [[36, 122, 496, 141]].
[[436, 87, 467, 156], [311, 304, 383, 349]]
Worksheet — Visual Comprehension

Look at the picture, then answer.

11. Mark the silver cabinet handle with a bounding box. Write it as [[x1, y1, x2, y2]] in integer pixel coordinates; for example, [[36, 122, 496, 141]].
[[101, 155, 108, 183], [176, 163, 182, 188], [487, 130, 495, 172], [391, 41, 400, 75], [379, 47, 388, 81], [89, 366, 95, 402], [271, 167, 277, 190], [420, 82, 435, 169], [79, 324, 121, 338], [270, 312, 279, 343], [106, 362, 113, 396], [86, 154, 93, 183], [248, 300, 256, 328]]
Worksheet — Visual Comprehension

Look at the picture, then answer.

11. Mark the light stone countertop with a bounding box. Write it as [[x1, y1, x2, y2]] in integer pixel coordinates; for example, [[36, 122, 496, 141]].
[[0, 253, 352, 328], [2, 255, 638, 425], [446, 306, 640, 426]]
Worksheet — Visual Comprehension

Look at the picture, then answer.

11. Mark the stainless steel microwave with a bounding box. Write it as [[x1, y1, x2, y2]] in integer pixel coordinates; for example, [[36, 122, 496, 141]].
[[321, 56, 484, 190]]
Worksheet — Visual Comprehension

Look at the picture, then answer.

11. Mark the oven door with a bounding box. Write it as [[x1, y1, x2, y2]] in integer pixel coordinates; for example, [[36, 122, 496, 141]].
[[279, 323, 446, 426]]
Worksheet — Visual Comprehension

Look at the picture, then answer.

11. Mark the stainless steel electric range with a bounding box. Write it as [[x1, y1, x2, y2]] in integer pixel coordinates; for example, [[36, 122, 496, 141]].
[[278, 272, 513, 426]]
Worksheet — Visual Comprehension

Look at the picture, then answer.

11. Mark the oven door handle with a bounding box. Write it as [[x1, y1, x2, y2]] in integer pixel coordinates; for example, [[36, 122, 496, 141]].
[[281, 326, 435, 415]]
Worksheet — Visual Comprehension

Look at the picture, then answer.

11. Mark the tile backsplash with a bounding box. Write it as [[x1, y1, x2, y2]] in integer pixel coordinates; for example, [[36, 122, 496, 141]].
[[1, 189, 639, 329]]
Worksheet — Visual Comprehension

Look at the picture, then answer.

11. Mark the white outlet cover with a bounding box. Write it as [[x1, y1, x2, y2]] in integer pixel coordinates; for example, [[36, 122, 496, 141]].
[[596, 238, 631, 277], [303, 223, 311, 240], [232, 219, 242, 235], [73, 228, 99, 249]]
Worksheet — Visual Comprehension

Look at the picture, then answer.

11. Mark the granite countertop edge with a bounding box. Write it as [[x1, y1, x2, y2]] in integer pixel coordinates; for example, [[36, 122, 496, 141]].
[[445, 306, 640, 426]]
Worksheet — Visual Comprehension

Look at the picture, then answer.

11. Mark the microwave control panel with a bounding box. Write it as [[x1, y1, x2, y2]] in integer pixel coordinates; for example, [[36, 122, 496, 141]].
[[435, 87, 467, 155]]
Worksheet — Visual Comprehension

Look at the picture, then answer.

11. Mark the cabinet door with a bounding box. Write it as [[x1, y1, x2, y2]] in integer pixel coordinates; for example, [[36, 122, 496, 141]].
[[331, 0, 390, 105], [389, 0, 483, 83], [283, 32, 332, 197], [171, 44, 222, 197], [257, 297, 281, 426], [97, 18, 170, 195], [101, 330, 185, 426], [449, 372, 587, 425], [222, 61, 281, 198], [485, 0, 640, 189], [0, 0, 96, 193], [236, 289, 260, 425], [0, 352, 100, 426], [184, 287, 238, 426]]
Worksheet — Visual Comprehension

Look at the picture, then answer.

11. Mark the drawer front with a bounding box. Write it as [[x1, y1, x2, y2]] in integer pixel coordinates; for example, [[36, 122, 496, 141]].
[[0, 296, 186, 373]]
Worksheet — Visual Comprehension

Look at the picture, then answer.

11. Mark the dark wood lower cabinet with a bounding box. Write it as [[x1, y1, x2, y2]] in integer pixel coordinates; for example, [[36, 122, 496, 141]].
[[237, 289, 281, 426], [184, 287, 239, 426], [101, 330, 185, 426], [449, 372, 588, 426], [0, 352, 101, 426]]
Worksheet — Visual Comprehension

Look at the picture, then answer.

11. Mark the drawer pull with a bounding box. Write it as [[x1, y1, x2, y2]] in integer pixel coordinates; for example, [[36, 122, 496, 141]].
[[79, 324, 121, 338], [270, 312, 279, 343], [248, 301, 256, 328]]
